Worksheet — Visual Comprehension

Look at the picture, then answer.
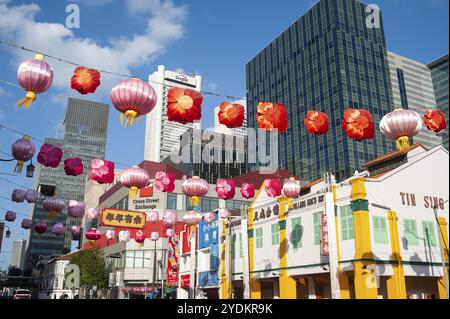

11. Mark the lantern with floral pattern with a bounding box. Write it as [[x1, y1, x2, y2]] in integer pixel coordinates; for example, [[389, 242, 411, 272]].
[[37, 144, 63, 168], [264, 178, 283, 198], [215, 179, 236, 200], [5, 211, 16, 222], [155, 171, 175, 192], [64, 158, 84, 176], [21, 219, 32, 230], [51, 223, 65, 236], [240, 183, 255, 199], [424, 110, 446, 133], [217, 102, 245, 128], [304, 110, 329, 135], [90, 159, 115, 184], [12, 189, 26, 203], [71, 67, 101, 95], [167, 87, 203, 124], [68, 200, 86, 219], [342, 109, 374, 140], [119, 230, 131, 243], [256, 102, 288, 133]]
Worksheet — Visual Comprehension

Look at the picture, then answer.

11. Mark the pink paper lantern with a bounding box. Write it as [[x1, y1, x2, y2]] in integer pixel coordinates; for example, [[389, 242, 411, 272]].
[[203, 212, 215, 224], [25, 190, 39, 203], [282, 177, 300, 199], [86, 207, 99, 220], [135, 231, 146, 248], [150, 232, 160, 241], [64, 158, 84, 176], [21, 219, 32, 230], [215, 179, 236, 200], [71, 226, 81, 238], [147, 211, 159, 223], [240, 183, 255, 199], [120, 166, 151, 199], [12, 189, 26, 203], [37, 144, 63, 168], [17, 54, 53, 108], [119, 230, 131, 243], [43, 197, 66, 220], [34, 221, 47, 240], [5, 211, 17, 222], [90, 159, 115, 184], [11, 135, 35, 173], [182, 177, 209, 207], [85, 228, 102, 241], [218, 208, 230, 219], [182, 211, 202, 225], [155, 171, 175, 192], [264, 178, 283, 198], [51, 222, 66, 236], [68, 200, 86, 218], [166, 228, 175, 237], [163, 211, 178, 227], [106, 230, 116, 240]]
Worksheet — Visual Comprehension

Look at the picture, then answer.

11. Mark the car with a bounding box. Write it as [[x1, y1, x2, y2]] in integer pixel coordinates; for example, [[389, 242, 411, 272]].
[[14, 289, 32, 299]]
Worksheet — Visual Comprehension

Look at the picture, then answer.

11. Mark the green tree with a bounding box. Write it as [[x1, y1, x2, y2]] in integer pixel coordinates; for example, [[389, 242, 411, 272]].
[[70, 248, 108, 289]]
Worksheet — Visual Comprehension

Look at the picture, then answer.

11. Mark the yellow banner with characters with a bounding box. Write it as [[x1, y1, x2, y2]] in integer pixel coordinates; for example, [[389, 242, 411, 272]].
[[100, 208, 146, 229]]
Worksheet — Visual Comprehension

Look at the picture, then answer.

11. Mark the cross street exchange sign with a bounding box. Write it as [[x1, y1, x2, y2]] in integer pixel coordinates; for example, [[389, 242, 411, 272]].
[[100, 208, 146, 229]]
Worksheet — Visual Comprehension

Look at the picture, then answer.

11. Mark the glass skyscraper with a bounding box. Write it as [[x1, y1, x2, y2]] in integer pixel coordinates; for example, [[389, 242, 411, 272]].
[[26, 98, 108, 267], [428, 54, 449, 151], [246, 0, 395, 182]]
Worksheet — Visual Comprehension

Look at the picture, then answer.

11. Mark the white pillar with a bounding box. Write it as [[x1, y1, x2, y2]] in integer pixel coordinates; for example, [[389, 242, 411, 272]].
[[325, 192, 341, 299], [189, 226, 197, 299], [308, 276, 317, 299]]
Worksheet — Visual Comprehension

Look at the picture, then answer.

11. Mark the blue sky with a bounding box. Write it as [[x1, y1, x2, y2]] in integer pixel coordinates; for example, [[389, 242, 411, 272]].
[[0, 0, 448, 267]]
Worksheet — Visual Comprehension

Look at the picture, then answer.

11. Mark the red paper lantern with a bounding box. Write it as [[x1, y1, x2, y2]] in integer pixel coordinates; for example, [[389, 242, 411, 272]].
[[37, 144, 63, 168], [34, 221, 47, 240], [264, 178, 282, 198], [71, 67, 101, 95], [17, 54, 53, 108], [111, 78, 157, 126], [90, 159, 115, 184], [155, 171, 175, 192], [218, 102, 245, 128], [304, 110, 329, 135], [424, 110, 446, 133], [256, 102, 288, 133], [215, 179, 236, 200], [167, 87, 203, 124], [64, 158, 84, 176], [85, 228, 102, 241], [342, 108, 374, 140], [11, 135, 35, 173], [135, 231, 146, 249], [120, 166, 151, 199]]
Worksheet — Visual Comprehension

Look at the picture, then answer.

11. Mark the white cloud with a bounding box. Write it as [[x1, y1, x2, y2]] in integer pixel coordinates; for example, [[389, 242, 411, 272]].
[[68, 0, 116, 7], [0, 0, 187, 97]]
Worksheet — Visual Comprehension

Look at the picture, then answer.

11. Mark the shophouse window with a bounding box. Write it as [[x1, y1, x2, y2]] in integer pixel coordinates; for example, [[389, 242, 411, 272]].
[[239, 233, 243, 257], [255, 228, 263, 249], [403, 219, 419, 246], [291, 217, 303, 248], [167, 193, 177, 210], [313, 212, 322, 245], [340, 205, 354, 240], [231, 233, 237, 259], [422, 221, 437, 247], [271, 223, 280, 245], [372, 216, 389, 244]]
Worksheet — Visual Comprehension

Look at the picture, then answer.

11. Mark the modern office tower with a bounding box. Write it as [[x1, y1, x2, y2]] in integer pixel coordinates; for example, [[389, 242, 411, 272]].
[[10, 239, 26, 269], [246, 0, 395, 182], [214, 99, 248, 139], [144, 65, 201, 162], [428, 54, 449, 150], [387, 52, 442, 149], [163, 128, 248, 184], [26, 98, 108, 266]]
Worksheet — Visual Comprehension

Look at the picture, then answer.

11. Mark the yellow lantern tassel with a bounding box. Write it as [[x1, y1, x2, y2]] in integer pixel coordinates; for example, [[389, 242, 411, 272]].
[[120, 110, 138, 127], [288, 198, 294, 209], [396, 136, 410, 151], [49, 211, 57, 221], [190, 196, 200, 207], [14, 160, 24, 173], [129, 186, 138, 199], [17, 91, 37, 108]]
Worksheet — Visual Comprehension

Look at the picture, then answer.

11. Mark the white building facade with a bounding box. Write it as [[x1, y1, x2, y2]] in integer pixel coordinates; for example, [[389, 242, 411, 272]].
[[10, 239, 26, 270]]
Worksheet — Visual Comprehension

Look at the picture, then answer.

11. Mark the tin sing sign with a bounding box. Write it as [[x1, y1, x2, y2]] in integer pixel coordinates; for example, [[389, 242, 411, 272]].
[[320, 213, 329, 256]]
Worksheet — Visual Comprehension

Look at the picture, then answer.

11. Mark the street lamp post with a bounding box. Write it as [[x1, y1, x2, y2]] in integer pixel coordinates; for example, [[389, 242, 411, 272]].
[[151, 238, 158, 296]]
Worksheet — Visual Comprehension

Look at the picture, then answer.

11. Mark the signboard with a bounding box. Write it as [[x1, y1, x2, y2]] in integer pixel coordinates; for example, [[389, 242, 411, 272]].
[[100, 208, 146, 229], [139, 182, 154, 197], [180, 274, 190, 288], [181, 226, 196, 255], [320, 213, 329, 256], [198, 212, 219, 249], [198, 271, 219, 288], [197, 211, 220, 287], [167, 235, 179, 287], [128, 181, 165, 212]]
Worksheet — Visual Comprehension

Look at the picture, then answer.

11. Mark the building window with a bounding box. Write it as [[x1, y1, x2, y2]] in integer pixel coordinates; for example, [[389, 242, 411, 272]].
[[255, 228, 263, 249], [372, 216, 389, 244], [231, 233, 237, 259], [167, 193, 177, 210], [422, 221, 437, 247], [403, 219, 419, 246], [271, 223, 280, 245], [313, 212, 322, 245], [291, 217, 302, 249], [340, 205, 354, 240]]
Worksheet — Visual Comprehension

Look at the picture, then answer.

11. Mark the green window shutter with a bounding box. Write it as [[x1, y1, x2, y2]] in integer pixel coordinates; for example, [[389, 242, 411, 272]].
[[291, 217, 302, 248], [231, 234, 236, 259], [239, 233, 243, 257], [373, 216, 389, 244], [313, 212, 322, 245], [255, 228, 263, 249], [271, 223, 280, 245], [340, 205, 354, 241], [423, 221, 437, 247], [404, 219, 419, 246]]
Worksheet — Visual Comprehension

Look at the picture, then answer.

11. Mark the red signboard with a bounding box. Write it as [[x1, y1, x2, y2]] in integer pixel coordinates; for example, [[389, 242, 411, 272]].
[[180, 274, 190, 288], [320, 213, 329, 256], [139, 182, 154, 197], [166, 234, 179, 287]]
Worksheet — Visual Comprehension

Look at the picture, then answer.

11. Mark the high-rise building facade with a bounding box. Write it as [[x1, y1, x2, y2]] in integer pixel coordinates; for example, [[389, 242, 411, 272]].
[[26, 98, 108, 266], [246, 0, 395, 182], [10, 239, 26, 269], [387, 51, 442, 149], [428, 54, 449, 150], [214, 99, 248, 139], [144, 65, 201, 162]]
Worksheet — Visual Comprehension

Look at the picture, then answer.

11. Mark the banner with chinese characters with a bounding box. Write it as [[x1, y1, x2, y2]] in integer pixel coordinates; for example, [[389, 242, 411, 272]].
[[166, 234, 179, 287], [320, 213, 329, 256], [100, 208, 146, 229]]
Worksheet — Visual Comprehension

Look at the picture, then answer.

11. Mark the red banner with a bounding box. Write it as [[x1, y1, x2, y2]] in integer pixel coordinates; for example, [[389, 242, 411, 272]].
[[320, 213, 329, 255], [166, 234, 179, 286], [180, 274, 190, 288], [181, 225, 196, 255]]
